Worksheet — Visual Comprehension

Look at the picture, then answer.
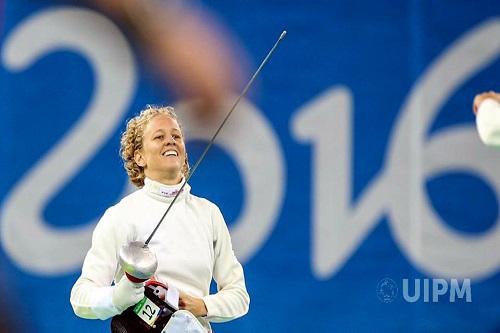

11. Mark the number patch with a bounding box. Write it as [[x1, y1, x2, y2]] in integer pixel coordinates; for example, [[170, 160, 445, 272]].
[[133, 297, 161, 326]]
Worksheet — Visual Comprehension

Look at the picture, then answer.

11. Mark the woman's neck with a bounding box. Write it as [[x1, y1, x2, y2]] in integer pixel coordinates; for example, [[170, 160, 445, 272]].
[[145, 172, 182, 186]]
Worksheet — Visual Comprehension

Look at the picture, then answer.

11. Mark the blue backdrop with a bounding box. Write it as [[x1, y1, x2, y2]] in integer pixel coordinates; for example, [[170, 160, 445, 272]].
[[1, 1, 500, 332]]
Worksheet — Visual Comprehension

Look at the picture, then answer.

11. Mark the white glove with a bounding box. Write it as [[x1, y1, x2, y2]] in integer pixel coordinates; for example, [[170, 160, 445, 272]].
[[476, 98, 500, 147], [112, 277, 145, 313]]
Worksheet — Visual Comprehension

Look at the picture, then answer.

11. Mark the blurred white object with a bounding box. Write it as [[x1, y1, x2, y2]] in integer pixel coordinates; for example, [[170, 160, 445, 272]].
[[476, 98, 500, 147], [161, 310, 207, 333]]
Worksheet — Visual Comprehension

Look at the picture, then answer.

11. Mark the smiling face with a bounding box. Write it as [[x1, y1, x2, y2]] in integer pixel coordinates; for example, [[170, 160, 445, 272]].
[[134, 114, 187, 185]]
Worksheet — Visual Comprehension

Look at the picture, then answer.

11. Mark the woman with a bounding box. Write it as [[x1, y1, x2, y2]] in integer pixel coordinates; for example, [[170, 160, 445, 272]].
[[70, 105, 250, 332]]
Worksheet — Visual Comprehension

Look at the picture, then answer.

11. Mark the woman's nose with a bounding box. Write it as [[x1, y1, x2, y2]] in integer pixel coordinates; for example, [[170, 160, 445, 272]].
[[166, 135, 176, 144]]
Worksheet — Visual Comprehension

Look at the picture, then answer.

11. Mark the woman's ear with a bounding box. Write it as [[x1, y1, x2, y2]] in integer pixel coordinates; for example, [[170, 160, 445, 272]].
[[134, 151, 146, 167]]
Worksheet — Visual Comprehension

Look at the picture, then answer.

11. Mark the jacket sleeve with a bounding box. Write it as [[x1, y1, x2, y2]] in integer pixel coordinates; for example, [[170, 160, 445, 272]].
[[202, 204, 250, 322], [70, 208, 123, 320]]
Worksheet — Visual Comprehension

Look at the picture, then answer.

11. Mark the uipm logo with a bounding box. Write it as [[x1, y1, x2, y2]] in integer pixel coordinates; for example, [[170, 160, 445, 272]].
[[402, 278, 472, 303], [376, 278, 472, 303]]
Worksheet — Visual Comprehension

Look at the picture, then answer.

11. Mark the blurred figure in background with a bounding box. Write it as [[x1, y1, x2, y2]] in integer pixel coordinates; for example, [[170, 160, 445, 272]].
[[86, 0, 247, 119], [0, 273, 32, 333], [474, 91, 500, 146]]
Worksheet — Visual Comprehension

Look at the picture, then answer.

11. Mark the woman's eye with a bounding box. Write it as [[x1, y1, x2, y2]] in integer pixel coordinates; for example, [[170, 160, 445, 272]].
[[155, 135, 164, 140]]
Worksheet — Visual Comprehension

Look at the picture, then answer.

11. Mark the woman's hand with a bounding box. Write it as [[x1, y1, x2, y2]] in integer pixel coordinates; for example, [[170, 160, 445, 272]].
[[473, 91, 500, 114], [178, 291, 208, 317]]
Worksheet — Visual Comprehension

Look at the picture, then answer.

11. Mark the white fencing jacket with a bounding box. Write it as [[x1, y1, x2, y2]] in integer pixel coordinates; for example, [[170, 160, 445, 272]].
[[70, 178, 249, 331]]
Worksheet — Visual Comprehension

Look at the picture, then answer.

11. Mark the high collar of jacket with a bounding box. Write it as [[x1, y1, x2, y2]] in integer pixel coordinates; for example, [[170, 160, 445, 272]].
[[143, 177, 190, 203]]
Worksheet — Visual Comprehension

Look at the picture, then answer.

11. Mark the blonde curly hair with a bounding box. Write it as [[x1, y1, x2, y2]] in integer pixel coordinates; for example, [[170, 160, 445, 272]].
[[120, 105, 190, 188]]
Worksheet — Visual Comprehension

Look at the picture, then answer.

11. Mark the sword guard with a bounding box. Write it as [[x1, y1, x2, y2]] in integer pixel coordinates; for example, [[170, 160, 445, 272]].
[[119, 241, 158, 282]]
